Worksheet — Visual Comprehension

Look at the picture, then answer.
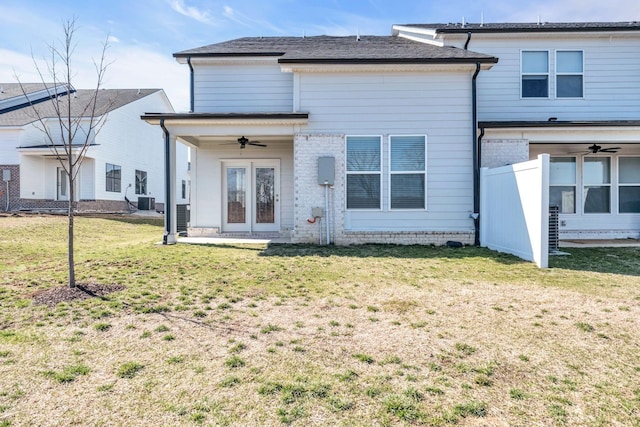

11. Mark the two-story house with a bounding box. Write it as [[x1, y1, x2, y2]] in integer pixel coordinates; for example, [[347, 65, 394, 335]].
[[0, 84, 190, 213], [142, 22, 640, 247]]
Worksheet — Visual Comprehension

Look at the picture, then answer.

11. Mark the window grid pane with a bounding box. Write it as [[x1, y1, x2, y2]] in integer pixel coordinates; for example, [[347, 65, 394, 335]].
[[390, 136, 425, 171], [391, 174, 425, 209], [347, 175, 380, 209], [346, 136, 381, 172], [557, 51, 583, 73]]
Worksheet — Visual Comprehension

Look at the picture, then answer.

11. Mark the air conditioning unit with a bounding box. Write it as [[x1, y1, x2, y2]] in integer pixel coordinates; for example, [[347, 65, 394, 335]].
[[549, 205, 559, 253], [138, 196, 155, 211]]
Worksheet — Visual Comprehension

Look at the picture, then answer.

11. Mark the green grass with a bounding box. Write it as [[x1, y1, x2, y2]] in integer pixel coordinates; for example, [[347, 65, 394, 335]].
[[0, 215, 639, 426]]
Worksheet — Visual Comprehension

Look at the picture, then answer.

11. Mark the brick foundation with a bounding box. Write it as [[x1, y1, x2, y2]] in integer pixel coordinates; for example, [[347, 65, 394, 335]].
[[19, 199, 132, 213], [0, 165, 20, 212]]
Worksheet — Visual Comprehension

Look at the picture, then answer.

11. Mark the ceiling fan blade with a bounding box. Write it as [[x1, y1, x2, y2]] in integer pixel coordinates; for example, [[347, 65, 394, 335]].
[[599, 147, 621, 153], [248, 142, 267, 147]]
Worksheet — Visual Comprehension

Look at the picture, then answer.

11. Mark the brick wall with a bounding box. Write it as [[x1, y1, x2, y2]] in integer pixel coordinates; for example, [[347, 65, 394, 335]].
[[291, 134, 475, 246], [0, 165, 20, 212], [481, 139, 529, 168], [292, 134, 345, 244], [19, 199, 130, 213]]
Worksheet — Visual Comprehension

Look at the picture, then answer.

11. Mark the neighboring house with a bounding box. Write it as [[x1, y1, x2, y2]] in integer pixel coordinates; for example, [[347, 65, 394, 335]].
[[0, 84, 189, 212], [142, 22, 640, 247]]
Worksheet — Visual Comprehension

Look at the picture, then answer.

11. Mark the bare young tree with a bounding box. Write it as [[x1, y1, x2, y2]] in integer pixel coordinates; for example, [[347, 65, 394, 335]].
[[18, 19, 111, 288]]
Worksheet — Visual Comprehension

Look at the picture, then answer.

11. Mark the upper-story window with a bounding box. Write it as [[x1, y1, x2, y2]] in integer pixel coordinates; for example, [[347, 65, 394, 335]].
[[556, 51, 583, 98], [521, 51, 549, 98]]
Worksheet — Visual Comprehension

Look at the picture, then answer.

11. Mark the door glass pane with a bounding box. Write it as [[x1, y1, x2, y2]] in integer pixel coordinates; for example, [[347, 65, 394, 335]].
[[255, 167, 274, 224], [227, 168, 246, 223], [59, 169, 68, 198]]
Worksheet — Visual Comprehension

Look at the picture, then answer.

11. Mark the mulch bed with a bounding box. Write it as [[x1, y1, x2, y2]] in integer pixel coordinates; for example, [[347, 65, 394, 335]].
[[31, 283, 126, 306]]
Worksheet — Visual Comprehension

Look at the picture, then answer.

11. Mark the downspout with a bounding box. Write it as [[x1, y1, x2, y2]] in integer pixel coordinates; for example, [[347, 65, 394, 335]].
[[472, 62, 481, 246], [160, 119, 172, 244], [187, 57, 194, 113]]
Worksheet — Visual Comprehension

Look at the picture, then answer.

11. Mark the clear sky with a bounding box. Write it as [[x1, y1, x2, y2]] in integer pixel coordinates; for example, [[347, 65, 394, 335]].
[[1, 0, 638, 112]]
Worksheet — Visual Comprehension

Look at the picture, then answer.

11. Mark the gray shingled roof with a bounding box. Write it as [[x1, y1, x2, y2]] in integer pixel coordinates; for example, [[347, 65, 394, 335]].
[[401, 21, 640, 34], [174, 35, 497, 64], [0, 83, 60, 101], [0, 88, 161, 127]]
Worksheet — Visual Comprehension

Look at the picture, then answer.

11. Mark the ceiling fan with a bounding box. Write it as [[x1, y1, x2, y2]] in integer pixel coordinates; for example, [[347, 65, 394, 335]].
[[586, 144, 620, 154], [236, 136, 266, 149], [570, 144, 621, 154]]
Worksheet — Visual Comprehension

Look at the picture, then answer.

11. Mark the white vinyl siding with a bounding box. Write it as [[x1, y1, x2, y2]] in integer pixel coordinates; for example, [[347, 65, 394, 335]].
[[193, 62, 293, 113], [299, 71, 473, 232], [475, 36, 640, 121]]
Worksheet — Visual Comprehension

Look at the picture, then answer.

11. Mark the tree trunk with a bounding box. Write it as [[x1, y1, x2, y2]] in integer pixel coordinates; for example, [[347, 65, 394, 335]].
[[68, 154, 76, 288]]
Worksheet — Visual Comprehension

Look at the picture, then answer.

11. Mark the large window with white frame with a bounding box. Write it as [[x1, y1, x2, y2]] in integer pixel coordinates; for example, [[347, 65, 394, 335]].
[[135, 170, 147, 195], [521, 51, 549, 98], [105, 163, 121, 193], [618, 157, 640, 213], [346, 136, 381, 209], [389, 135, 426, 210], [556, 50, 583, 98], [549, 157, 576, 213], [583, 157, 611, 214]]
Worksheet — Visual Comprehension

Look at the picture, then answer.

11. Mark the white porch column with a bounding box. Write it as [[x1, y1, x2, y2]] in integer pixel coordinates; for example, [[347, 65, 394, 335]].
[[161, 120, 178, 244]]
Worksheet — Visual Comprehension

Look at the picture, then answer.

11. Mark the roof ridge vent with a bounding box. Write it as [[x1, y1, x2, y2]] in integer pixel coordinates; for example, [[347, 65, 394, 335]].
[[356, 29, 360, 41]]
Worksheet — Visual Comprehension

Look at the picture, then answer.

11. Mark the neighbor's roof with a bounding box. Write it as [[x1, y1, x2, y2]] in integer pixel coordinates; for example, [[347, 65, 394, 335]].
[[174, 35, 497, 64], [399, 21, 640, 34], [0, 83, 62, 101], [0, 88, 162, 127]]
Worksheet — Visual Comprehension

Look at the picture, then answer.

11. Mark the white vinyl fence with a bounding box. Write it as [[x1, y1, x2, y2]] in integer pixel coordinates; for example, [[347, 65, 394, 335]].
[[480, 154, 550, 267]]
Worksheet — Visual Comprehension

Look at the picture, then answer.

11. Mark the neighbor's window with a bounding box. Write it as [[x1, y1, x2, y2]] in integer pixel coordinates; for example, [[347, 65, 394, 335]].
[[135, 170, 147, 195], [181, 180, 187, 200], [106, 163, 121, 192], [619, 157, 640, 213], [583, 157, 611, 213], [556, 50, 583, 98], [346, 136, 381, 209], [389, 135, 426, 209], [522, 51, 549, 98], [549, 157, 576, 213]]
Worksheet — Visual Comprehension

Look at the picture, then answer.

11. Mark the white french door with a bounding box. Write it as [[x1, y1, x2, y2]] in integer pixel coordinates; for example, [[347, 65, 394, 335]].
[[222, 160, 280, 233]]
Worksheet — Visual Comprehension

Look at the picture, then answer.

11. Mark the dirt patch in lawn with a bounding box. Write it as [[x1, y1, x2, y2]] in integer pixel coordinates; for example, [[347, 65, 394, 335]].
[[31, 283, 125, 306]]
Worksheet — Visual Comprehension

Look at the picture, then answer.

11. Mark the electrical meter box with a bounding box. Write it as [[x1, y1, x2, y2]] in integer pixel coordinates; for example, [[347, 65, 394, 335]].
[[2, 170, 10, 182], [317, 157, 335, 185]]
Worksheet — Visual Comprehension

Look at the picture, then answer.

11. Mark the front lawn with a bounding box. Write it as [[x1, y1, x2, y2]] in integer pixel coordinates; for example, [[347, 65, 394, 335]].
[[0, 214, 638, 426]]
